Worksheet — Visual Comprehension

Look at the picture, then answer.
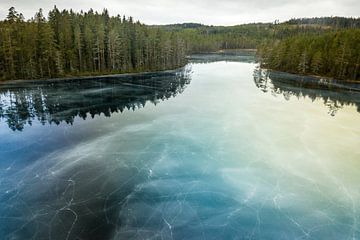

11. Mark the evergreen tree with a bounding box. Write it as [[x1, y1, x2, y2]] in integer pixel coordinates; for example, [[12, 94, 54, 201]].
[[1, 7, 358, 81], [259, 29, 360, 81], [0, 7, 188, 81]]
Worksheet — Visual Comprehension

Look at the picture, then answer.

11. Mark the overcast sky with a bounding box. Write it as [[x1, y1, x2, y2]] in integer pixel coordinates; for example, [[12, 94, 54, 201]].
[[1, 0, 359, 25]]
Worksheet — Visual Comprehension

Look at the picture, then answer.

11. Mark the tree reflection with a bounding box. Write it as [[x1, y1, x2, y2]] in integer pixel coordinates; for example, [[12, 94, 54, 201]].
[[0, 68, 192, 131], [253, 67, 360, 116]]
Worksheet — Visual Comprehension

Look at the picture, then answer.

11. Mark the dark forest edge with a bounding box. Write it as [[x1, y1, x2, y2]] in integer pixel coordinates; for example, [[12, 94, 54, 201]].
[[257, 29, 360, 81], [0, 7, 187, 81], [0, 6, 359, 82]]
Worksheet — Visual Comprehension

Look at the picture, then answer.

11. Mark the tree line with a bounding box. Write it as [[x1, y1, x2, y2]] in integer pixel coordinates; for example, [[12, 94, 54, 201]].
[[161, 23, 272, 53], [258, 29, 360, 81], [285, 17, 360, 29], [159, 18, 355, 54], [0, 7, 187, 80], [1, 9, 359, 81]]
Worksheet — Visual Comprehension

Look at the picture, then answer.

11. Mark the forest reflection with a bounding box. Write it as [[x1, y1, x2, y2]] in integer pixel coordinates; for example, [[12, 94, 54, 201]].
[[254, 67, 360, 116], [0, 67, 192, 131]]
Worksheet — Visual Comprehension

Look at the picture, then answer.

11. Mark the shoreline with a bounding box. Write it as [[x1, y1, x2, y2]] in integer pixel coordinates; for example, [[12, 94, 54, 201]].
[[216, 49, 257, 53], [264, 69, 360, 92], [188, 49, 257, 55], [264, 67, 360, 84], [0, 65, 188, 85], [1, 50, 255, 84]]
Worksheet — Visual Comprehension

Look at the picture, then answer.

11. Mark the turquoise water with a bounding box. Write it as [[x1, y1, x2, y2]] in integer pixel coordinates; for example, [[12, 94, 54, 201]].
[[1, 54, 360, 239]]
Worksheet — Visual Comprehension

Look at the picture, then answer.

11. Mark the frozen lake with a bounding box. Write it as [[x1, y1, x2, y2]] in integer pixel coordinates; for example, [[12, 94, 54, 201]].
[[1, 53, 360, 239]]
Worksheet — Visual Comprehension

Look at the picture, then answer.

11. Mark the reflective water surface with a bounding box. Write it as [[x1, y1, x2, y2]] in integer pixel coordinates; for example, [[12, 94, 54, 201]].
[[1, 54, 360, 240], [0, 70, 191, 131]]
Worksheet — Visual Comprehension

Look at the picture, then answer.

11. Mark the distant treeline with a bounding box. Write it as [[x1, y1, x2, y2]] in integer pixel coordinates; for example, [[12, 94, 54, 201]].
[[159, 23, 268, 52], [285, 17, 360, 28], [160, 17, 360, 54], [258, 29, 360, 81], [0, 7, 187, 80]]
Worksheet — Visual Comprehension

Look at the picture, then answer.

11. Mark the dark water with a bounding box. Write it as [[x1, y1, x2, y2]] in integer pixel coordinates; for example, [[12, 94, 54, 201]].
[[1, 53, 360, 240]]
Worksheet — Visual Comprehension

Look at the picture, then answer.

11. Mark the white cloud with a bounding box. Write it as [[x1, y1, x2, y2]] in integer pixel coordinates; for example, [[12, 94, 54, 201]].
[[0, 0, 359, 25]]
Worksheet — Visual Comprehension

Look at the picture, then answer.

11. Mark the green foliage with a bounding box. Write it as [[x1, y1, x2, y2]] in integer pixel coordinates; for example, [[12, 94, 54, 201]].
[[258, 29, 360, 81], [167, 24, 271, 53], [285, 17, 360, 29], [158, 18, 352, 54], [0, 7, 187, 80], [1, 11, 359, 81]]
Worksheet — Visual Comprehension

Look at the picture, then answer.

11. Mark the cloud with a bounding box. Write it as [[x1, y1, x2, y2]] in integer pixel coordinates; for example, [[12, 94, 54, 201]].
[[0, 0, 359, 25]]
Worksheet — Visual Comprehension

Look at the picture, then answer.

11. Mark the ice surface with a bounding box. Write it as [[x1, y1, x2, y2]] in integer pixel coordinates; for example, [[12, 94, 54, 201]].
[[0, 56, 360, 239]]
